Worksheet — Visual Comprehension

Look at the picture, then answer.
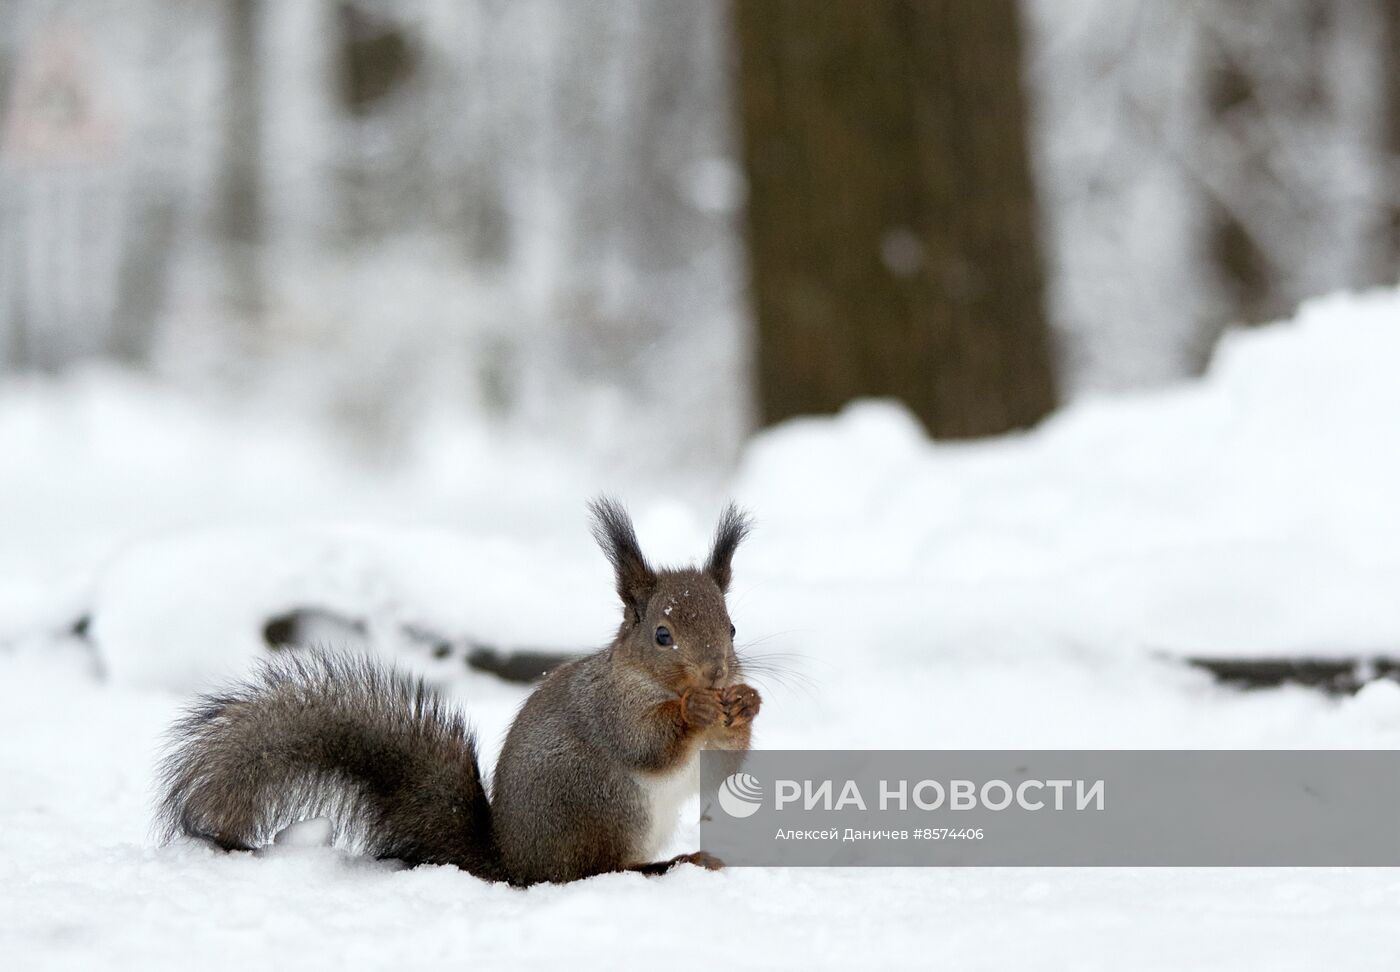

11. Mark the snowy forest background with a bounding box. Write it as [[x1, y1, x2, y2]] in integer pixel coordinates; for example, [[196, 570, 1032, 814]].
[[5, 4, 1400, 968], [3, 0, 1396, 474]]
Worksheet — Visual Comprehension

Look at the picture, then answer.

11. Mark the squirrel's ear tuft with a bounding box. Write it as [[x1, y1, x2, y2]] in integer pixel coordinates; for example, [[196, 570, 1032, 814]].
[[705, 503, 751, 594], [589, 496, 656, 623]]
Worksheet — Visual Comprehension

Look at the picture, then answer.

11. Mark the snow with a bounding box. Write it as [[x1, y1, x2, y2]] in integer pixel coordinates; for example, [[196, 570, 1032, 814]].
[[5, 288, 1400, 969]]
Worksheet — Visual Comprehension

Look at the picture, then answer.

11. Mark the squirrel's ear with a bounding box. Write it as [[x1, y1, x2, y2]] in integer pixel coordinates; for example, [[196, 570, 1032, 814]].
[[705, 503, 751, 594], [589, 496, 656, 623]]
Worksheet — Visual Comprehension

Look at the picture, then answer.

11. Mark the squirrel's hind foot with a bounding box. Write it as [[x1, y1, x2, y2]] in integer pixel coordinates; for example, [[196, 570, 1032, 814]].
[[628, 851, 725, 876]]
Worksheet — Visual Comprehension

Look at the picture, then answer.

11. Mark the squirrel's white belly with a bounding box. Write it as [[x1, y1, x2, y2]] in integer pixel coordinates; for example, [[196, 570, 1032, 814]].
[[632, 751, 700, 862]]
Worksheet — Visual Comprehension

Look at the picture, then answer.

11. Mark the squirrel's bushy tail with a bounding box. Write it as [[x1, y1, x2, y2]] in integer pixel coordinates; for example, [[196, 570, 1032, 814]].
[[157, 649, 501, 880]]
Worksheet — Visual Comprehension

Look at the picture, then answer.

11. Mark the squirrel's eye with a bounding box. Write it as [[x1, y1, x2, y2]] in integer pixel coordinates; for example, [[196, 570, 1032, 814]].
[[655, 626, 673, 647], [729, 623, 736, 639]]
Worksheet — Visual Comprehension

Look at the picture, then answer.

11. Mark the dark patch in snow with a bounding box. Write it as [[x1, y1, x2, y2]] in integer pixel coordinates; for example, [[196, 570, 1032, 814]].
[[462, 646, 576, 683], [260, 606, 577, 684], [263, 609, 367, 651], [1188, 656, 1400, 695]]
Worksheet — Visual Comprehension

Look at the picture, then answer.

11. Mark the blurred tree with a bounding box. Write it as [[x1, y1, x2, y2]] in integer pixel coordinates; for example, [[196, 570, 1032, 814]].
[[331, 2, 426, 244], [220, 0, 264, 321], [733, 0, 1057, 439], [336, 2, 419, 117], [1203, 28, 1280, 330], [1022, 0, 1398, 396], [1199, 0, 1347, 328], [1383, 0, 1400, 280], [0, 11, 128, 369], [1190, 0, 1397, 337]]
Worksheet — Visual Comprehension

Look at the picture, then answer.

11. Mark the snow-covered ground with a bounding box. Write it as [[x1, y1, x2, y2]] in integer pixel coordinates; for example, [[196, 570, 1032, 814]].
[[5, 289, 1400, 969]]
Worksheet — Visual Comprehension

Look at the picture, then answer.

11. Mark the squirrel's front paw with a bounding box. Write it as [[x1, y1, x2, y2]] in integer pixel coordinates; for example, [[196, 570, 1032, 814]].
[[720, 684, 762, 727], [679, 688, 724, 730]]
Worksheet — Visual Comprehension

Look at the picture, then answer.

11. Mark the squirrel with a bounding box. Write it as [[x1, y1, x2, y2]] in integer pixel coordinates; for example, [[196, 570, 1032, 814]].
[[155, 497, 761, 886]]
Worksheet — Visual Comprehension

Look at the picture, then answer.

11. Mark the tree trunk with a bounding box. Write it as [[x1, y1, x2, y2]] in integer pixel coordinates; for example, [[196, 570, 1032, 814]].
[[732, 0, 1057, 439]]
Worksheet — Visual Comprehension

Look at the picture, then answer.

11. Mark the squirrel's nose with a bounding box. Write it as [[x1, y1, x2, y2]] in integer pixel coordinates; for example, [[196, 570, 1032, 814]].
[[702, 662, 727, 688]]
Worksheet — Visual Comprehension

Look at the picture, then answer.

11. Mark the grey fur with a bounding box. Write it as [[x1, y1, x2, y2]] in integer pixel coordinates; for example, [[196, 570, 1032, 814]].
[[589, 495, 656, 621], [705, 503, 751, 593], [155, 498, 758, 885], [157, 649, 501, 879]]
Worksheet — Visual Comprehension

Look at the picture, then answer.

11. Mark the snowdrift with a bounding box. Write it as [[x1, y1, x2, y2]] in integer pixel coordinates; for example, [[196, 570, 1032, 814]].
[[5, 288, 1397, 688]]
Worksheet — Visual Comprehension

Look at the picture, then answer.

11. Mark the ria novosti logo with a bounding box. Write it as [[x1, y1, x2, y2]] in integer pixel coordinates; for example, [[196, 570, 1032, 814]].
[[718, 772, 763, 818]]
